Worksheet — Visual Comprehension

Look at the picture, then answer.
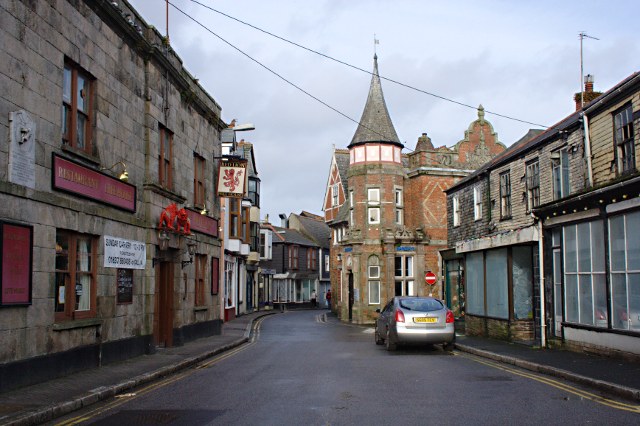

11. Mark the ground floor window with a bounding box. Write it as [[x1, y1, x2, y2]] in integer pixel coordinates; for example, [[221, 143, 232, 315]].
[[609, 211, 640, 331], [563, 220, 606, 327], [224, 260, 235, 308], [369, 281, 380, 304], [465, 246, 533, 320], [394, 255, 414, 296], [55, 231, 97, 320]]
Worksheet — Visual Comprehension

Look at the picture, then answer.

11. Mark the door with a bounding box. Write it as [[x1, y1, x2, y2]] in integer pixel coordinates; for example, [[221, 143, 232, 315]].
[[156, 260, 174, 347]]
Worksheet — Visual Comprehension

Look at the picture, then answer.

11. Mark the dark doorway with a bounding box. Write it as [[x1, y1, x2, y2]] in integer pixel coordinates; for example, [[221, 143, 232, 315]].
[[348, 272, 354, 321], [156, 260, 174, 347]]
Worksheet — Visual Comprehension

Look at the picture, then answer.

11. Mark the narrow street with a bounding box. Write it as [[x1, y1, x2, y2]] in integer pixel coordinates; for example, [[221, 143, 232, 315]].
[[52, 311, 640, 425]]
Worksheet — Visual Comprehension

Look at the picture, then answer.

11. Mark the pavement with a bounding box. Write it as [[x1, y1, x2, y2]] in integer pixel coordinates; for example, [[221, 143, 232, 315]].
[[1, 310, 639, 425]]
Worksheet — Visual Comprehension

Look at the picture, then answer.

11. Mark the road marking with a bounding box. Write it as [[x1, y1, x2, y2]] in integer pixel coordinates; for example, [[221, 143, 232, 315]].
[[460, 353, 640, 414], [55, 317, 270, 425]]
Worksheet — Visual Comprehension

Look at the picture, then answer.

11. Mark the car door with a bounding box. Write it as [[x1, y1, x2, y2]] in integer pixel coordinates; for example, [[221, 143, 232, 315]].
[[377, 300, 394, 334]]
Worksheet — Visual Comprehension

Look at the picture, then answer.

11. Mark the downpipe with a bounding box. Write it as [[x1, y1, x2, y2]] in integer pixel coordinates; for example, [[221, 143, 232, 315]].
[[531, 211, 546, 348]]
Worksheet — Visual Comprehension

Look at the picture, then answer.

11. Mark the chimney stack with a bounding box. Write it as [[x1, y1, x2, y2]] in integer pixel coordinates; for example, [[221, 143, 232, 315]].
[[575, 74, 598, 111]]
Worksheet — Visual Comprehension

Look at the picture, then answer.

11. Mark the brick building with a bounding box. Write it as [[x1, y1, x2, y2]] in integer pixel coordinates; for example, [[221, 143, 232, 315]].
[[323, 55, 505, 324], [445, 73, 640, 358], [0, 0, 226, 392]]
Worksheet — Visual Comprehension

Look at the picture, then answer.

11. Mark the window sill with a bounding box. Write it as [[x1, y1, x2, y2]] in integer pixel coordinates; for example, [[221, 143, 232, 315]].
[[61, 144, 100, 165], [143, 182, 186, 204], [53, 318, 102, 331]]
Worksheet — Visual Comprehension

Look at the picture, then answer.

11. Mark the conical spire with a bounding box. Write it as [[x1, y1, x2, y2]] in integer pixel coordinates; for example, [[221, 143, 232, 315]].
[[349, 55, 402, 148]]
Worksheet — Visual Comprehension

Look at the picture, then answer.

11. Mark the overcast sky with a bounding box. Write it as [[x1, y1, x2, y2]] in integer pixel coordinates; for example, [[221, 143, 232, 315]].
[[127, 0, 640, 224]]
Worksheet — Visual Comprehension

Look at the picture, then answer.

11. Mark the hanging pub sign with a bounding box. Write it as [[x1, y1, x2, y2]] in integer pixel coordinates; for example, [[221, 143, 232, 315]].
[[217, 159, 247, 198], [1, 221, 33, 306]]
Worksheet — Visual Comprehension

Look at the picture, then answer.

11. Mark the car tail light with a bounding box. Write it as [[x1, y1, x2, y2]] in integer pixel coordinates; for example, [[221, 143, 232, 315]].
[[395, 309, 405, 323], [446, 310, 455, 324]]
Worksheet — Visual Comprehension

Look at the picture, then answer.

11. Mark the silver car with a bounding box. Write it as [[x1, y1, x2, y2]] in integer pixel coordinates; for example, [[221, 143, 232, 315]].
[[375, 296, 455, 352]]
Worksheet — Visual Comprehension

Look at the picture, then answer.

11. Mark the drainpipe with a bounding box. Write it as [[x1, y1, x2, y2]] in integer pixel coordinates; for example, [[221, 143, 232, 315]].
[[582, 112, 594, 187], [531, 211, 546, 348]]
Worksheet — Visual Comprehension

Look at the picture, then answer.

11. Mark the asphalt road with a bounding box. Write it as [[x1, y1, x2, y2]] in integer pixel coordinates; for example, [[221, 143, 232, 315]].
[[53, 311, 640, 425]]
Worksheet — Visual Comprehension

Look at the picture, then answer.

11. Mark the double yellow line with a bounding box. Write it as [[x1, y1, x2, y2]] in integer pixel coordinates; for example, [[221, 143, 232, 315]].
[[56, 316, 268, 425], [461, 353, 640, 414]]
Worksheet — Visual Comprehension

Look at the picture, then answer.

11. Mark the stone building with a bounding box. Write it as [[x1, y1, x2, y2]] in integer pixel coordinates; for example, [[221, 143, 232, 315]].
[[323, 55, 505, 324], [0, 0, 226, 392], [445, 73, 640, 358]]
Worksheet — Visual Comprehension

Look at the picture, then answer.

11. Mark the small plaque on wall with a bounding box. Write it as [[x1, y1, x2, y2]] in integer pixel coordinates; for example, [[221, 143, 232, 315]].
[[116, 269, 133, 304], [1, 222, 33, 306]]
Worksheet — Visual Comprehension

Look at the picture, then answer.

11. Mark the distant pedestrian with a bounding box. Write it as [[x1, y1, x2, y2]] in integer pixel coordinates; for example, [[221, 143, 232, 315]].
[[311, 290, 317, 308], [326, 289, 332, 309]]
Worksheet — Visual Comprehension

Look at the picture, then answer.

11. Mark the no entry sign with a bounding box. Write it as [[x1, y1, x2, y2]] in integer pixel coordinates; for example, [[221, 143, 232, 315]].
[[425, 271, 437, 285]]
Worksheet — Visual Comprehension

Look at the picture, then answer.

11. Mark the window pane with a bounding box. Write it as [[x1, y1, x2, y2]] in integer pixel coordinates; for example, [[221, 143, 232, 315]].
[[591, 221, 605, 272], [577, 222, 591, 273], [593, 273, 607, 328], [369, 281, 380, 304], [63, 66, 72, 103], [77, 75, 87, 112], [405, 257, 413, 277], [627, 211, 640, 270], [611, 273, 627, 330], [565, 274, 578, 323], [76, 113, 86, 149], [513, 246, 533, 320], [395, 256, 402, 277], [564, 225, 577, 273], [578, 275, 593, 325], [486, 248, 508, 319], [466, 252, 484, 315], [629, 273, 640, 331], [609, 216, 626, 271]]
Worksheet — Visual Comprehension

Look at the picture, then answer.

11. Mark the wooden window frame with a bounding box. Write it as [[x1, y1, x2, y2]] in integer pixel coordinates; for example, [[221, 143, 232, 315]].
[[195, 254, 207, 306], [453, 194, 461, 227], [159, 125, 173, 189], [194, 153, 206, 208], [614, 103, 636, 175], [229, 198, 242, 239], [526, 160, 540, 211], [62, 61, 94, 153], [500, 171, 512, 219], [289, 245, 299, 270], [54, 231, 97, 322]]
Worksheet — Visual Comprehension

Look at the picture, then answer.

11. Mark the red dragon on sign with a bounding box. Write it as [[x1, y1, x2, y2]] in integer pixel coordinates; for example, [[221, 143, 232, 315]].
[[222, 168, 243, 192]]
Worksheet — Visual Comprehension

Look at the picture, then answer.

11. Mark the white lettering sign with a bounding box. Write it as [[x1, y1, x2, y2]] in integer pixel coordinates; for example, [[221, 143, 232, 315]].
[[103, 235, 146, 269]]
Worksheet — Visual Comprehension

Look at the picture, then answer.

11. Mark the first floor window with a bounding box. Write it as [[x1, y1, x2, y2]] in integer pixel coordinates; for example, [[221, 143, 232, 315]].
[[368, 207, 380, 224], [614, 103, 635, 175], [552, 149, 570, 200], [55, 231, 97, 320], [453, 195, 461, 226], [500, 171, 511, 219], [474, 186, 483, 221], [526, 160, 540, 211], [62, 60, 94, 152]]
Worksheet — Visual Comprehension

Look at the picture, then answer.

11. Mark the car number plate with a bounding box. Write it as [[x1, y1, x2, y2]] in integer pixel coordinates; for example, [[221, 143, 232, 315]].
[[414, 317, 437, 323]]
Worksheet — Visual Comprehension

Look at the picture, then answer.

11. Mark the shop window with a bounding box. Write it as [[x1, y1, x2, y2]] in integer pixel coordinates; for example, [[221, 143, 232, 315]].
[[513, 246, 533, 320], [465, 252, 484, 315], [486, 248, 509, 319], [609, 211, 640, 331], [62, 60, 94, 153], [563, 221, 606, 327], [224, 261, 235, 308], [55, 231, 97, 321]]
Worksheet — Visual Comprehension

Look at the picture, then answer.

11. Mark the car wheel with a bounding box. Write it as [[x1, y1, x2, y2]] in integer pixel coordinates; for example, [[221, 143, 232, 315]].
[[385, 329, 397, 351], [443, 335, 456, 352], [374, 328, 384, 345]]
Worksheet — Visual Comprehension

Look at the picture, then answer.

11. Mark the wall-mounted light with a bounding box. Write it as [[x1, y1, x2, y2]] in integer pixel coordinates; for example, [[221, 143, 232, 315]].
[[101, 161, 129, 182], [152, 229, 171, 267], [181, 240, 197, 269]]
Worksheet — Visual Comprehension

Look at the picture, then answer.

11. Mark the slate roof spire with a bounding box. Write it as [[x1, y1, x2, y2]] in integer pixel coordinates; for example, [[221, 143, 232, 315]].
[[349, 54, 402, 148]]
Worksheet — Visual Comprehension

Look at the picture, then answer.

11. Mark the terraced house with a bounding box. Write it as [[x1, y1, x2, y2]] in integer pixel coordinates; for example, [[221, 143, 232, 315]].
[[0, 0, 228, 392], [445, 73, 640, 359]]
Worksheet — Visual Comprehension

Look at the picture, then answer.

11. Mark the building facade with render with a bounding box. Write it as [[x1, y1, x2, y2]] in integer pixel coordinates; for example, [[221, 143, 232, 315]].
[[0, 0, 226, 392]]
